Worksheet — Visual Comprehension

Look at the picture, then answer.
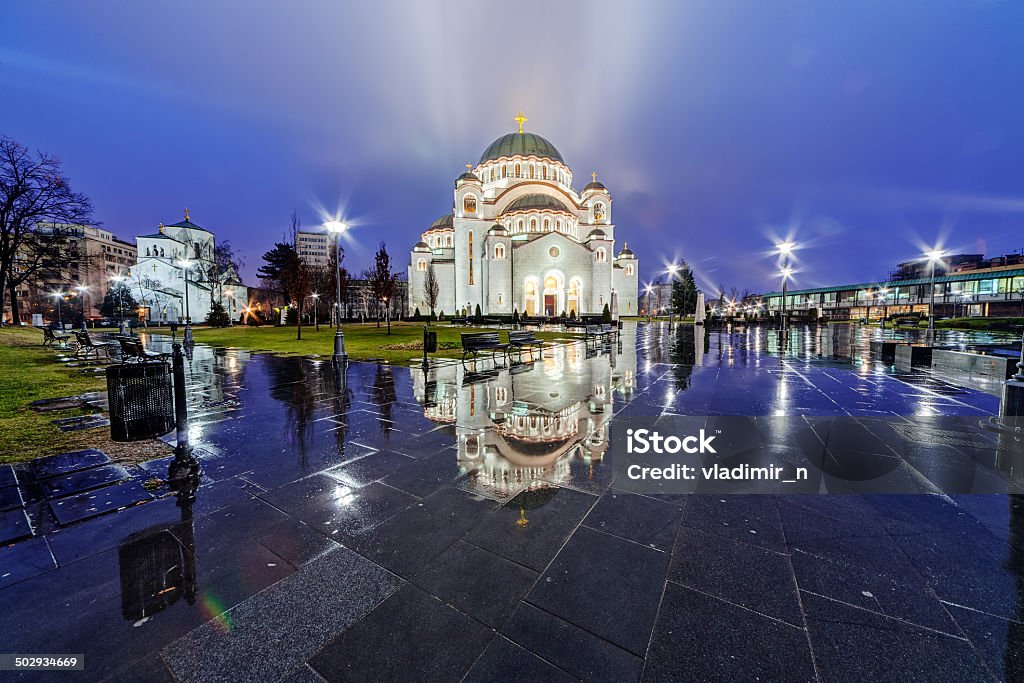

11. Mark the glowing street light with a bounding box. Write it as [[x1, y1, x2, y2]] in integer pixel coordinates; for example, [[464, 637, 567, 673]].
[[50, 291, 65, 328], [310, 292, 320, 332], [923, 248, 946, 337], [775, 242, 798, 339], [73, 285, 90, 331], [109, 275, 129, 334], [324, 220, 350, 364]]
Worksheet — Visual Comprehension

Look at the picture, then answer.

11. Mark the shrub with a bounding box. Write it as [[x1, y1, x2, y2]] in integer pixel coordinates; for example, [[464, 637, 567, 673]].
[[512, 309, 520, 325], [205, 301, 231, 327], [474, 303, 482, 318], [602, 303, 612, 323]]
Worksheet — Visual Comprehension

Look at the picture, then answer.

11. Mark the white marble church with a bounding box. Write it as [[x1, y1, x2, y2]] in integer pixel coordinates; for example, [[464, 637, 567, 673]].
[[130, 210, 247, 324], [408, 113, 638, 318]]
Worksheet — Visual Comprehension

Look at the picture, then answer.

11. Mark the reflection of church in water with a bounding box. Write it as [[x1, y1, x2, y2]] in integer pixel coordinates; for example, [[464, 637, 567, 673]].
[[413, 333, 637, 497]]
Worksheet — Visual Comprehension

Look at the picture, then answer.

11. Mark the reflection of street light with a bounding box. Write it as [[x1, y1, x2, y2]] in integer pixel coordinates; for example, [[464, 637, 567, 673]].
[[324, 220, 349, 364], [924, 248, 945, 338], [177, 258, 194, 344]]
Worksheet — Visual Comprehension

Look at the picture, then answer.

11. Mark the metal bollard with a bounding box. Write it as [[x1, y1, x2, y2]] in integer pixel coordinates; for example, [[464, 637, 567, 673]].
[[168, 342, 200, 483]]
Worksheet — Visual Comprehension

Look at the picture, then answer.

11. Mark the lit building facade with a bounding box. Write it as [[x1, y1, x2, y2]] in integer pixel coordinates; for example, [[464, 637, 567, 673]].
[[408, 114, 638, 318], [296, 230, 331, 268]]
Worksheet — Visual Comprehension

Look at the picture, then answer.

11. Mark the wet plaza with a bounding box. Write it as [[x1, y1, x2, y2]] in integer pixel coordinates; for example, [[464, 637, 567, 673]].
[[2, 322, 1024, 681]]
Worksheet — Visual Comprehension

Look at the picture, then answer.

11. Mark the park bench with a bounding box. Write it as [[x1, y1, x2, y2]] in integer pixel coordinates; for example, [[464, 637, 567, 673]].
[[461, 331, 508, 365], [584, 324, 617, 348], [449, 317, 469, 325], [42, 327, 71, 348], [482, 317, 503, 327], [508, 330, 544, 360], [73, 330, 118, 360], [118, 337, 170, 363]]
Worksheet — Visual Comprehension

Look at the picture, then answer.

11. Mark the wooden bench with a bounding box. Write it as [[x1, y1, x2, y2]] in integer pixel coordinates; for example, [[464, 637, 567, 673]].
[[42, 327, 71, 348], [73, 330, 117, 359], [118, 337, 170, 363], [461, 332, 508, 365], [449, 317, 469, 325], [585, 324, 617, 343], [508, 330, 544, 360]]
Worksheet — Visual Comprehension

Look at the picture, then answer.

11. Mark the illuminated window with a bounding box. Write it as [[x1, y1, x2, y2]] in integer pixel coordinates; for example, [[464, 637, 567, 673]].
[[542, 167, 548, 180], [517, 220, 524, 232], [596, 247, 607, 263], [556, 220, 562, 231], [446, 235, 452, 247], [489, 168, 495, 182], [515, 163, 521, 177], [502, 165, 507, 178], [625, 264, 634, 276], [530, 219, 537, 232], [594, 203, 606, 221], [543, 218, 550, 231], [463, 194, 477, 214], [529, 165, 535, 179], [417, 258, 427, 272], [494, 244, 506, 259], [468, 231, 474, 285]]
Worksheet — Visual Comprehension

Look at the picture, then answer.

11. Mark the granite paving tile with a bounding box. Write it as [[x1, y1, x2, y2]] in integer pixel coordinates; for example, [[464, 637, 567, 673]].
[[40, 463, 132, 499], [163, 547, 402, 682], [463, 636, 575, 682], [0, 537, 56, 588], [582, 489, 682, 551], [309, 584, 493, 683], [50, 479, 154, 526], [0, 507, 33, 543], [0, 484, 25, 511], [527, 525, 670, 656], [946, 604, 1024, 681], [31, 448, 110, 479]]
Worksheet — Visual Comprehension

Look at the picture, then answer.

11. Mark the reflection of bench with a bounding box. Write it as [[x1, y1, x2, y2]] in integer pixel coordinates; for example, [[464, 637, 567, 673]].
[[508, 330, 544, 360], [74, 331, 117, 359], [118, 337, 169, 363], [43, 327, 71, 348], [461, 332, 508, 364]]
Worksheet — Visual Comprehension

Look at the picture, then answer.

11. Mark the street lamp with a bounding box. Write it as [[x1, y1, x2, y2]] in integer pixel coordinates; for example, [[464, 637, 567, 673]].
[[324, 220, 349, 364], [110, 275, 128, 335], [50, 291, 65, 329], [310, 292, 320, 332], [666, 264, 679, 326], [775, 241, 796, 338], [924, 248, 945, 338], [74, 285, 90, 330], [877, 288, 889, 327], [643, 284, 653, 322], [177, 258, 194, 344]]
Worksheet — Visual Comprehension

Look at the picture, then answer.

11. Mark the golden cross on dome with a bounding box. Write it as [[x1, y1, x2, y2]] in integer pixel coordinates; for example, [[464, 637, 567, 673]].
[[592, 171, 597, 183], [514, 111, 528, 134], [184, 207, 190, 221], [466, 163, 472, 172]]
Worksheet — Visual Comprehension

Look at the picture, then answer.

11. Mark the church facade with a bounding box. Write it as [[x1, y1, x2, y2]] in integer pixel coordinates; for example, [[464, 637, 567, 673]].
[[408, 114, 638, 318], [130, 210, 247, 324]]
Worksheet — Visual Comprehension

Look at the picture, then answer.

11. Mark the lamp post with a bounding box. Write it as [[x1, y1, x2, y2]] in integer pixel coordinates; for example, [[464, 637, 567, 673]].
[[924, 248, 945, 339], [644, 284, 653, 322], [50, 291, 64, 329], [110, 275, 128, 335], [74, 285, 90, 330], [667, 264, 679, 326], [877, 288, 889, 328], [776, 241, 795, 340], [311, 293, 320, 332], [177, 258, 194, 344], [324, 220, 349, 365]]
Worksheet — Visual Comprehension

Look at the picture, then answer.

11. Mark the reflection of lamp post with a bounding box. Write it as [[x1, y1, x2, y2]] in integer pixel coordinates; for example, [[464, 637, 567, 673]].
[[925, 248, 945, 339], [74, 285, 89, 330], [324, 220, 349, 365], [50, 291, 64, 328], [177, 258, 194, 344]]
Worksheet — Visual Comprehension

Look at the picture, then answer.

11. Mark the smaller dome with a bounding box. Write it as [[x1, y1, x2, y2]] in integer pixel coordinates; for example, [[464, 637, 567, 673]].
[[456, 171, 480, 184], [487, 224, 508, 235], [617, 242, 634, 257], [583, 180, 606, 192], [503, 194, 572, 215], [586, 228, 607, 239], [413, 241, 431, 251], [429, 213, 454, 230]]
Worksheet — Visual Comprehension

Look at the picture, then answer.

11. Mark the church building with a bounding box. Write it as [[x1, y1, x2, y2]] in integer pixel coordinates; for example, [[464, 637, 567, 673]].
[[408, 114, 638, 318]]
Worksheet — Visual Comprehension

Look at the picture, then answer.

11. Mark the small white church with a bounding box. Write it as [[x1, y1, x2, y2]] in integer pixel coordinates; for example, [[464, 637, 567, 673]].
[[408, 113, 638, 318], [130, 210, 247, 324]]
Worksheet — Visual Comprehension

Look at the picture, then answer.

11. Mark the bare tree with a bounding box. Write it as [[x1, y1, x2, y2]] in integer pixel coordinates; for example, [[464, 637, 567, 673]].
[[424, 262, 439, 325], [368, 242, 398, 334], [0, 136, 95, 324]]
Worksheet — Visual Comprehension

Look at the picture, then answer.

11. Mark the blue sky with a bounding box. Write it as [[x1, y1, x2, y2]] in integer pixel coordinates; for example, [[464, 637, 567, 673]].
[[2, 1, 1022, 294]]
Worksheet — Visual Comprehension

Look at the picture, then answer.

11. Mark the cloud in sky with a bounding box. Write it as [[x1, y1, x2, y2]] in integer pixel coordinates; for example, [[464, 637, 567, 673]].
[[2, 1, 1023, 292]]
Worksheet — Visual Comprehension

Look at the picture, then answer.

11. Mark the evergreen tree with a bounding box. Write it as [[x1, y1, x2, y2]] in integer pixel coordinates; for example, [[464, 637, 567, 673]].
[[205, 301, 231, 327], [671, 260, 698, 317], [99, 282, 139, 319], [602, 303, 612, 323]]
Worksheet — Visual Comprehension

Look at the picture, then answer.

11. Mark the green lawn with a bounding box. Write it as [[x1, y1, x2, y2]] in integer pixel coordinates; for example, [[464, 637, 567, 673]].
[[191, 321, 582, 364], [0, 328, 166, 464]]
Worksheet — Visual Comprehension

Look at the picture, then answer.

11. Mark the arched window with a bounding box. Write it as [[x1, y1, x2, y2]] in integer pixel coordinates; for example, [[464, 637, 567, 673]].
[[543, 218, 550, 232], [463, 194, 477, 214], [194, 243, 201, 259], [494, 244, 506, 259], [529, 165, 534, 179], [468, 231, 474, 285], [596, 247, 607, 263], [530, 219, 537, 232], [594, 203, 606, 222], [502, 165, 507, 178], [556, 220, 562, 231], [514, 163, 521, 177], [446, 235, 452, 247], [542, 167, 548, 180], [489, 168, 495, 182], [517, 220, 524, 232], [625, 264, 634, 276], [417, 258, 427, 272]]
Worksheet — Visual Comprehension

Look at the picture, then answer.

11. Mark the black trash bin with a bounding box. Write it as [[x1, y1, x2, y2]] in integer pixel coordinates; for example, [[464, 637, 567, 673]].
[[106, 361, 174, 442], [423, 329, 438, 353]]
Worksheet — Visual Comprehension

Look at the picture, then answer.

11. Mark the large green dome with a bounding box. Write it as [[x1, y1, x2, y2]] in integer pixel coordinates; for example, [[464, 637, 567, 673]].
[[479, 133, 564, 165], [503, 194, 572, 214]]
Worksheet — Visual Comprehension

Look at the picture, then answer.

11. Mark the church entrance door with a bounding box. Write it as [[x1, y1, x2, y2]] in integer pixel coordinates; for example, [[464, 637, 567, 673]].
[[544, 294, 556, 317]]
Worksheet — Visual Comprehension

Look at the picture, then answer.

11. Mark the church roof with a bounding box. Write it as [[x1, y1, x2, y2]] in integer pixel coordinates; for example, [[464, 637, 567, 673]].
[[480, 132, 564, 165], [429, 213, 454, 230], [583, 180, 607, 192], [413, 241, 430, 250], [617, 242, 635, 257], [503, 194, 572, 215], [165, 219, 210, 233], [487, 224, 508, 235], [138, 233, 174, 240], [586, 227, 607, 239], [456, 171, 480, 183]]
